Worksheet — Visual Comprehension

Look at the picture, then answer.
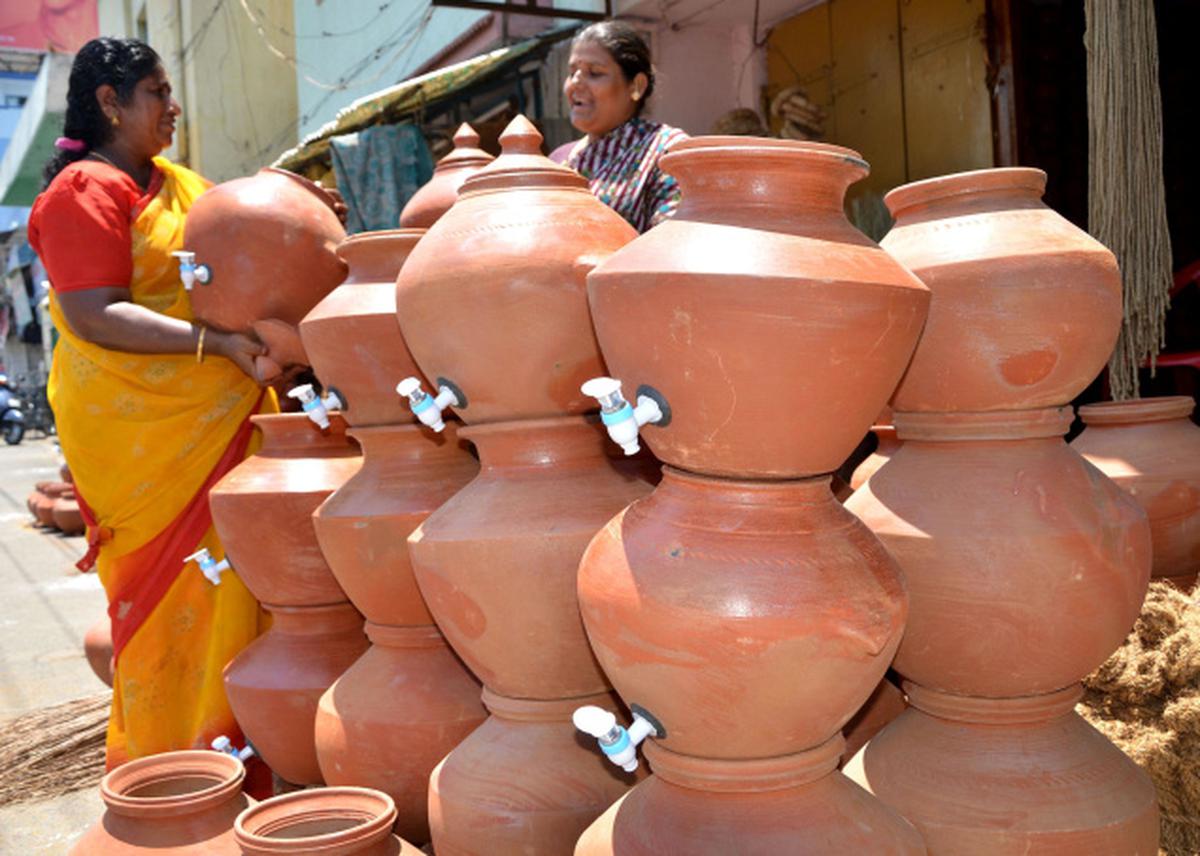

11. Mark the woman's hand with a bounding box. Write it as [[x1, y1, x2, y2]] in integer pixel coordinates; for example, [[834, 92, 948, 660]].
[[208, 330, 266, 381]]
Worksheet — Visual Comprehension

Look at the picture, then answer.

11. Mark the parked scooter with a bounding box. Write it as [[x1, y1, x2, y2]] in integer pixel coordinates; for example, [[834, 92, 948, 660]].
[[0, 374, 26, 445]]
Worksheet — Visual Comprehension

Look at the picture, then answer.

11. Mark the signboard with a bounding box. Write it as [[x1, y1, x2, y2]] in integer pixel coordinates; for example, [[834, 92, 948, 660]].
[[0, 0, 98, 53]]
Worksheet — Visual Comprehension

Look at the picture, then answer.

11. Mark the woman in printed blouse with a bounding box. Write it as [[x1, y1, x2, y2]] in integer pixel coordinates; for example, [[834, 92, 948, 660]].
[[553, 21, 688, 233]]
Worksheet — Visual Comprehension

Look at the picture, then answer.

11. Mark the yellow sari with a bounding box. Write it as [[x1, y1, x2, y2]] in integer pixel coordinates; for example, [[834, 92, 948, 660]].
[[48, 157, 276, 768]]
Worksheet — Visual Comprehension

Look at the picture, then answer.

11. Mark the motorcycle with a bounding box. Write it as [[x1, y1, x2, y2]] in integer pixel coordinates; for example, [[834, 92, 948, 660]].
[[0, 382, 25, 445]]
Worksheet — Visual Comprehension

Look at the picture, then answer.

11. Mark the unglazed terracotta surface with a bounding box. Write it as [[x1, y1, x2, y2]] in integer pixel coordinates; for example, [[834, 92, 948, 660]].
[[842, 677, 907, 765], [399, 123, 494, 228], [1073, 396, 1200, 588], [235, 787, 420, 855], [223, 602, 367, 786], [209, 413, 361, 607], [300, 229, 429, 427], [882, 168, 1122, 411], [84, 615, 114, 688], [850, 425, 901, 492], [587, 136, 929, 478], [69, 750, 250, 854], [395, 115, 636, 423]]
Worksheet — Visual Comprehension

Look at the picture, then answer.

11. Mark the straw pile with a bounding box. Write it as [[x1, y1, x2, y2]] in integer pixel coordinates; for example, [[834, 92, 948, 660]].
[[0, 692, 109, 806], [1080, 581, 1200, 855]]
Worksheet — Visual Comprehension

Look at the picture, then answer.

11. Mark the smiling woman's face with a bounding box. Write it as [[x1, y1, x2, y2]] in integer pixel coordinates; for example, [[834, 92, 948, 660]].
[[564, 39, 646, 138], [108, 65, 180, 158]]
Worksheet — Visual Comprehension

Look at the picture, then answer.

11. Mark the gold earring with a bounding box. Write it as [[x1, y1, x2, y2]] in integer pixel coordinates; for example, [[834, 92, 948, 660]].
[[110, 114, 120, 127], [632, 91, 641, 102]]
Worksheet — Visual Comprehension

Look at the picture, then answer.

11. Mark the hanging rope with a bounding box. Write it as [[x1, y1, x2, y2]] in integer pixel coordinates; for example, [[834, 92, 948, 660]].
[[1084, 0, 1173, 400]]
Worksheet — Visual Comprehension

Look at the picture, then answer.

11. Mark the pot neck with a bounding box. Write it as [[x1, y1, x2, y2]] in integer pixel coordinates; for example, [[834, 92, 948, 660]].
[[234, 787, 396, 854], [101, 750, 244, 819], [904, 682, 1082, 724], [645, 734, 843, 793], [461, 416, 616, 472], [894, 407, 1072, 442], [481, 688, 619, 722], [266, 602, 364, 635], [1078, 395, 1195, 426], [365, 622, 447, 648], [336, 229, 426, 283], [349, 421, 475, 473], [648, 467, 840, 533], [885, 167, 1047, 225], [252, 413, 359, 458]]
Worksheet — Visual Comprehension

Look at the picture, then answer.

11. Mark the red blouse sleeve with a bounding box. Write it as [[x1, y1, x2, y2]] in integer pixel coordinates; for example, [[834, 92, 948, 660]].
[[29, 163, 140, 293]]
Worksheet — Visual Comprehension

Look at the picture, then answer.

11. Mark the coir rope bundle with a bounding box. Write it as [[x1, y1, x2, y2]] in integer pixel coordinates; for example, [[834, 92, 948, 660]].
[[1084, 0, 1173, 401], [0, 692, 109, 806], [1080, 581, 1200, 855]]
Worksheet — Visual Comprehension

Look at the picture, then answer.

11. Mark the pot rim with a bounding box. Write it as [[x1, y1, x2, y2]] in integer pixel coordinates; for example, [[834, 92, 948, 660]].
[[100, 750, 244, 818], [662, 135, 868, 177], [904, 682, 1082, 724], [1078, 395, 1194, 425], [895, 406, 1071, 441], [884, 166, 1047, 218], [337, 228, 426, 252], [234, 786, 396, 853], [644, 733, 844, 792]]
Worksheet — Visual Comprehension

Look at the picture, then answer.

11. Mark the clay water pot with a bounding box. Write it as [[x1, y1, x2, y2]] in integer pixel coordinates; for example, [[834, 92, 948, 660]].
[[224, 602, 368, 786], [395, 115, 636, 424], [1073, 396, 1200, 589], [300, 229, 429, 427], [209, 413, 361, 607], [32, 481, 70, 526], [429, 691, 636, 856], [850, 425, 901, 491], [314, 623, 485, 844], [69, 750, 250, 854], [881, 168, 1122, 412], [586, 136, 929, 479], [84, 615, 114, 688], [846, 684, 1158, 855], [235, 787, 420, 855], [399, 123, 494, 228], [576, 736, 924, 855], [845, 408, 1151, 698], [52, 489, 85, 534]]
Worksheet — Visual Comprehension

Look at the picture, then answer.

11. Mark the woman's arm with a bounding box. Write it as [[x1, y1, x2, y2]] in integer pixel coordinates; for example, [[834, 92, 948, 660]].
[[56, 287, 265, 380]]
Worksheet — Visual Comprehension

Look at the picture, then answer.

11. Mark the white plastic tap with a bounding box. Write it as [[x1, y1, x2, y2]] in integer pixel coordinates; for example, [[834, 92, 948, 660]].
[[397, 377, 459, 433], [185, 548, 230, 585], [171, 251, 211, 291], [287, 384, 342, 430], [211, 735, 256, 763], [581, 377, 664, 456], [573, 705, 659, 773]]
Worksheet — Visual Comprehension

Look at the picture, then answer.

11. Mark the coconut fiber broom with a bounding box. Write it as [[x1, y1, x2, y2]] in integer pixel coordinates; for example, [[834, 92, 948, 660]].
[[0, 692, 109, 806]]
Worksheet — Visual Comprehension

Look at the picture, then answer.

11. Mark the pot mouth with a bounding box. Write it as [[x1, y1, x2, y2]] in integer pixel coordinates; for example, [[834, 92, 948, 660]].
[[894, 407, 1071, 441], [337, 228, 426, 253], [662, 135, 868, 180], [1078, 395, 1194, 425], [234, 786, 396, 852], [884, 167, 1046, 218], [904, 683, 1082, 724], [102, 750, 244, 818], [481, 688, 617, 722], [645, 733, 844, 792]]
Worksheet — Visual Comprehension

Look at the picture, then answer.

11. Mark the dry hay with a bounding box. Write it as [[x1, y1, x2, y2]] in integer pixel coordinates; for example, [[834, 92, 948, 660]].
[[1080, 580, 1200, 855], [0, 692, 109, 806]]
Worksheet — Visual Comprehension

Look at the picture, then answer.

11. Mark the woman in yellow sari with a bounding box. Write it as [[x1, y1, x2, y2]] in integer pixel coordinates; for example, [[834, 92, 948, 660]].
[[28, 37, 274, 770]]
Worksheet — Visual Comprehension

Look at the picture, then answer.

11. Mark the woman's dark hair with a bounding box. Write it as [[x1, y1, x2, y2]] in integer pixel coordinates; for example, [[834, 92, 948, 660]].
[[42, 37, 162, 187], [574, 21, 655, 115]]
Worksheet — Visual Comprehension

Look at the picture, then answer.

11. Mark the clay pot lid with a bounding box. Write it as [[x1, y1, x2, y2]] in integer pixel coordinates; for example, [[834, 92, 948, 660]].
[[884, 167, 1047, 217], [661, 134, 868, 175], [234, 786, 396, 853], [1078, 395, 1195, 426], [894, 406, 1072, 441], [259, 166, 342, 215], [461, 114, 587, 195], [435, 123, 493, 171], [101, 750, 244, 818]]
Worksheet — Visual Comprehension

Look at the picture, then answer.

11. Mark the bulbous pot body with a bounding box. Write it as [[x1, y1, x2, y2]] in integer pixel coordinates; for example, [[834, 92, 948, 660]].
[[1072, 396, 1200, 588], [313, 423, 478, 627], [845, 408, 1151, 697], [223, 602, 368, 786], [409, 416, 652, 698], [300, 229, 428, 427], [210, 413, 361, 607], [69, 750, 250, 854], [881, 168, 1122, 411], [395, 116, 636, 423], [84, 615, 114, 688], [314, 623, 486, 845], [850, 425, 901, 491], [184, 168, 348, 336], [587, 136, 929, 478], [399, 123, 493, 228], [578, 468, 907, 757], [235, 787, 421, 855]]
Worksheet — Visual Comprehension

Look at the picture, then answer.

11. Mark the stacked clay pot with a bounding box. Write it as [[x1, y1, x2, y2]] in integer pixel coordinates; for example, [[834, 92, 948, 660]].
[[235, 787, 423, 855], [28, 480, 71, 528], [183, 168, 348, 382], [843, 168, 1159, 853], [575, 136, 931, 853], [300, 228, 486, 845], [850, 424, 901, 491], [394, 115, 652, 854], [210, 413, 365, 786], [399, 123, 493, 228], [70, 750, 250, 854], [1073, 396, 1200, 590]]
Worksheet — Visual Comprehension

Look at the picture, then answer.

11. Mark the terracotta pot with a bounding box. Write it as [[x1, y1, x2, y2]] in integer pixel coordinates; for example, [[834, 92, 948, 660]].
[[845, 408, 1151, 697], [395, 115, 637, 424], [210, 413, 361, 607], [850, 425, 901, 491], [429, 690, 636, 856], [184, 168, 348, 345], [409, 416, 653, 699], [224, 602, 368, 786], [842, 677, 907, 765], [70, 750, 250, 854], [52, 489, 85, 534], [314, 623, 486, 845], [32, 481, 70, 526], [235, 787, 421, 855], [577, 736, 924, 855], [61, 462, 73, 482], [84, 615, 114, 688], [578, 468, 906, 758], [300, 229, 429, 427], [586, 136, 929, 479], [846, 684, 1158, 854], [1073, 396, 1200, 589], [399, 123, 494, 228], [882, 168, 1122, 412]]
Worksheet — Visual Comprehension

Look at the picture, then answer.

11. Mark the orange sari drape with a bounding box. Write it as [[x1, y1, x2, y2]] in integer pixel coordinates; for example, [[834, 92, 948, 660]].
[[48, 157, 276, 769]]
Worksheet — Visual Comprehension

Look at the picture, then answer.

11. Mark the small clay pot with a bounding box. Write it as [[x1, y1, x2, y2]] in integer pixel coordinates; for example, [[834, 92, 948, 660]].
[[84, 615, 114, 688], [850, 425, 901, 492], [235, 787, 420, 855], [70, 750, 250, 854], [33, 481, 70, 527], [1073, 396, 1200, 589], [52, 490, 85, 534], [399, 123, 494, 228]]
